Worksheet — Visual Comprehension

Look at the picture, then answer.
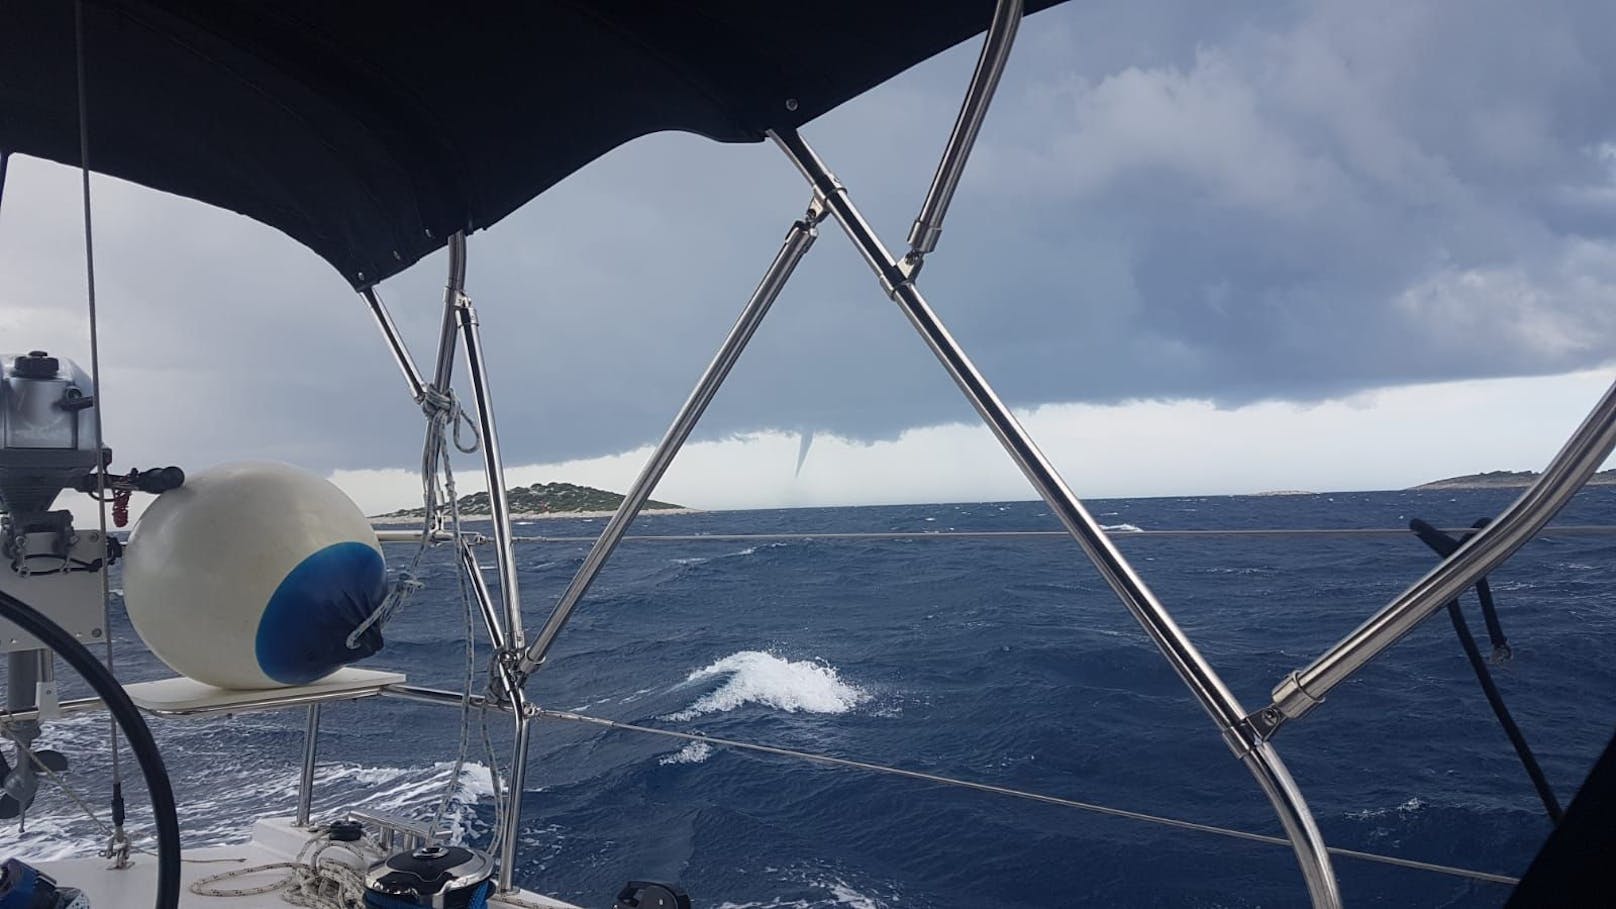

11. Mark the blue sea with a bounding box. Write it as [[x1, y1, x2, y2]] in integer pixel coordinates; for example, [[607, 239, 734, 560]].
[[12, 488, 1616, 907]]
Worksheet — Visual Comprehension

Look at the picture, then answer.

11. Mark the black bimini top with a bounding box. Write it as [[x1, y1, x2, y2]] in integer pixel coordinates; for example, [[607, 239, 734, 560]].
[[0, 1, 1062, 289]]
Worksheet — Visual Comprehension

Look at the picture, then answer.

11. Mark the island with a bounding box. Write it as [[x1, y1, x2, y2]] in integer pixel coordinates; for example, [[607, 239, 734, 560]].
[[1412, 469, 1616, 490], [372, 481, 689, 522]]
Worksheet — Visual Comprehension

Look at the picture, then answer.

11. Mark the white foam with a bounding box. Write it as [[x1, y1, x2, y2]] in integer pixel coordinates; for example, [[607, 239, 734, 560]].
[[659, 742, 714, 765], [1101, 522, 1143, 532], [665, 651, 867, 721], [1346, 796, 1427, 820], [714, 872, 889, 908]]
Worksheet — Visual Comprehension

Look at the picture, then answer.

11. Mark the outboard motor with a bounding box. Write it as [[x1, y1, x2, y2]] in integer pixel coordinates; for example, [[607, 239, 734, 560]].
[[364, 844, 494, 908], [0, 351, 102, 520], [0, 351, 103, 823], [0, 350, 181, 823]]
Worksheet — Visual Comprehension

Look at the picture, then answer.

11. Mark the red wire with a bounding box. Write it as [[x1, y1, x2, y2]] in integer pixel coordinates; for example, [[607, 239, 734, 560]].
[[111, 470, 135, 527]]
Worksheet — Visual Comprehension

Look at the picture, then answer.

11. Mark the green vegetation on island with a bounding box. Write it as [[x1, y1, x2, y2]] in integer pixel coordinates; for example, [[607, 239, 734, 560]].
[[1413, 469, 1616, 490], [375, 481, 683, 519]]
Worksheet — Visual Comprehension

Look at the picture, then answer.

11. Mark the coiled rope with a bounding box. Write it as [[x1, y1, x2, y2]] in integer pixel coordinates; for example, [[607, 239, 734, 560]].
[[190, 829, 383, 907]]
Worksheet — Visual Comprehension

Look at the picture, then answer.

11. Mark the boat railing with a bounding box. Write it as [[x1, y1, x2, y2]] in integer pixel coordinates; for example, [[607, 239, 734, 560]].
[[340, 0, 1616, 898]]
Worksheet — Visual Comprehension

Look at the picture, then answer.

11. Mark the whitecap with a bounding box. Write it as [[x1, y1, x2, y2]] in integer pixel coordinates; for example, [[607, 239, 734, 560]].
[[715, 872, 889, 909], [665, 651, 867, 721], [1101, 523, 1143, 533], [659, 742, 713, 765], [1347, 796, 1427, 820]]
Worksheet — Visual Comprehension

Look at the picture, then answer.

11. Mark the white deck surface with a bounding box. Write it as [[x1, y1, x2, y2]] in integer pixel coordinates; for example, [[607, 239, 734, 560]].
[[29, 817, 580, 908], [125, 668, 408, 717]]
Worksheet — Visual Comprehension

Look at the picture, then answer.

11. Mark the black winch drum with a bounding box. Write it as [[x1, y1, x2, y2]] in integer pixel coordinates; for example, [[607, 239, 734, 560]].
[[363, 844, 494, 909]]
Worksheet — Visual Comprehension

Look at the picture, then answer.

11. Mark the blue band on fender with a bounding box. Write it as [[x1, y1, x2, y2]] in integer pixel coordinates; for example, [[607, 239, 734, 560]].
[[255, 541, 387, 685]]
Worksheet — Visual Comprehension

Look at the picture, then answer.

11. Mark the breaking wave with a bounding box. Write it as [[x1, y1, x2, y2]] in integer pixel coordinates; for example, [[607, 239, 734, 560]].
[[664, 651, 867, 722]]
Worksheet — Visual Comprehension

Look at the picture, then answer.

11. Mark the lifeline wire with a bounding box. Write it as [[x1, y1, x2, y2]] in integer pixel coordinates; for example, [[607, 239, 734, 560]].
[[448, 525, 1616, 546], [536, 707, 1520, 887], [73, 0, 128, 861]]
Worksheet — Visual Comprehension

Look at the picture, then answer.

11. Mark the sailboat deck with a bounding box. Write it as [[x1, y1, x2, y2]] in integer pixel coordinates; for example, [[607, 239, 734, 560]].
[[27, 817, 580, 909]]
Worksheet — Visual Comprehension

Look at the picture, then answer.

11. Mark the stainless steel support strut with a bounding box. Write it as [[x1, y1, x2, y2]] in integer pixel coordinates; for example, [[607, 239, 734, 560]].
[[1257, 374, 1616, 735], [455, 296, 525, 652], [356, 232, 535, 892], [517, 197, 828, 678], [903, 0, 1022, 275]]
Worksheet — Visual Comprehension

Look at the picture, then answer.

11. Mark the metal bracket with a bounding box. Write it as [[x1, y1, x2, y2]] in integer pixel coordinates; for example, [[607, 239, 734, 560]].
[[1242, 706, 1289, 743]]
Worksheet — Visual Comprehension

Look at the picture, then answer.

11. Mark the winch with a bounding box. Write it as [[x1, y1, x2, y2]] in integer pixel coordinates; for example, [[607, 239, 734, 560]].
[[364, 844, 494, 909]]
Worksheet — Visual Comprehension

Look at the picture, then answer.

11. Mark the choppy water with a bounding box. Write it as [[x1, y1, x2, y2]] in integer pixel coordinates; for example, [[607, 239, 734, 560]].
[[8, 488, 1616, 907]]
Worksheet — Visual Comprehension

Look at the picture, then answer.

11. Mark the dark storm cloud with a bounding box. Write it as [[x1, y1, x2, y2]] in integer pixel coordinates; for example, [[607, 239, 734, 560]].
[[4, 0, 1616, 475]]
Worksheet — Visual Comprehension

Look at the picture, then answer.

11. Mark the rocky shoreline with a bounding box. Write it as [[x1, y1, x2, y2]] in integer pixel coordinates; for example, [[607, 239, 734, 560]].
[[1412, 469, 1616, 490], [370, 506, 701, 526]]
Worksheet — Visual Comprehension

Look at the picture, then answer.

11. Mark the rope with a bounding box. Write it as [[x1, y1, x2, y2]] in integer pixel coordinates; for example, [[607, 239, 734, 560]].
[[478, 698, 507, 862], [1410, 519, 1564, 824], [190, 831, 383, 907], [536, 708, 1521, 887], [429, 483, 479, 842], [347, 388, 480, 648], [345, 376, 496, 849]]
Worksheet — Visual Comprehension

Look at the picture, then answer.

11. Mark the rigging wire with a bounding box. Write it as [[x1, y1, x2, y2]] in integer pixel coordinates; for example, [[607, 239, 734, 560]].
[[535, 707, 1520, 887], [72, 0, 128, 863], [428, 525, 1616, 546]]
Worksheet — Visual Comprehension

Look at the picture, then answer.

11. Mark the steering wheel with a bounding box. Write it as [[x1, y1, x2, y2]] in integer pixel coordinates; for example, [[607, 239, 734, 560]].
[[0, 589, 180, 909]]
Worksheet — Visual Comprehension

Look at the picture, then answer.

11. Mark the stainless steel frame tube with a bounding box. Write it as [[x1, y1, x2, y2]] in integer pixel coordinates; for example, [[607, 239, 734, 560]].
[[516, 200, 826, 677], [380, 684, 498, 712], [459, 538, 509, 653], [296, 703, 321, 827], [361, 287, 427, 403], [906, 0, 1022, 262], [1265, 374, 1616, 727], [456, 298, 526, 651], [432, 232, 468, 392], [771, 128, 1340, 908], [497, 712, 532, 893]]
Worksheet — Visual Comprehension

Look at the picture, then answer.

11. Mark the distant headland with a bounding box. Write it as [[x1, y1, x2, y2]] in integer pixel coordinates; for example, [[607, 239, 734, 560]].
[[372, 481, 692, 523], [1412, 469, 1616, 490]]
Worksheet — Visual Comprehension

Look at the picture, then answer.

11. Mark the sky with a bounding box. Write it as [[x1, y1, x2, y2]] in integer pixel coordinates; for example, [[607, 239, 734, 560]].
[[4, 0, 1616, 519]]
